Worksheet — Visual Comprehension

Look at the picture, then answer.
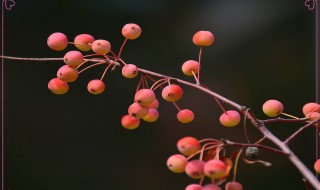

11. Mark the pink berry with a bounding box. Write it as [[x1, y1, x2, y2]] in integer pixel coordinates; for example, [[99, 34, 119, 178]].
[[302, 102, 320, 116], [177, 137, 201, 156], [166, 154, 188, 173], [202, 184, 222, 190], [219, 110, 241, 127], [225, 181, 243, 190], [204, 159, 227, 179], [161, 84, 183, 102], [192, 31, 214, 46], [134, 89, 156, 106], [262, 99, 284, 117], [143, 108, 159, 122], [185, 184, 203, 190], [47, 32, 68, 51], [57, 65, 78, 82], [185, 160, 205, 179], [74, 34, 95, 51], [121, 114, 140, 130], [314, 159, 320, 174], [148, 99, 159, 109], [177, 109, 194, 123], [63, 50, 84, 67], [91, 39, 111, 55], [128, 102, 149, 119], [182, 60, 200, 76], [48, 78, 69, 95], [122, 64, 139, 78], [122, 23, 142, 40], [87, 79, 105, 94], [306, 112, 320, 121]]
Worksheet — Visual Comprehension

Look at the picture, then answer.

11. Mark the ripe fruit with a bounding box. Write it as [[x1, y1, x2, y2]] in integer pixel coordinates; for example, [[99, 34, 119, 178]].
[[185, 184, 203, 190], [91, 39, 111, 55], [306, 112, 320, 121], [48, 78, 69, 94], [225, 181, 243, 190], [57, 65, 78, 82], [192, 31, 214, 46], [161, 84, 183, 102], [74, 34, 95, 51], [128, 102, 149, 119], [63, 51, 84, 67], [134, 89, 156, 106], [314, 159, 320, 174], [177, 109, 194, 123], [122, 23, 142, 40], [204, 159, 227, 179], [302, 102, 320, 115], [87, 79, 105, 94], [185, 160, 205, 179], [122, 64, 139, 78], [121, 114, 140, 129], [202, 184, 222, 190], [143, 108, 159, 122], [262, 99, 284, 117], [177, 137, 201, 156], [219, 110, 241, 127], [148, 99, 159, 109], [166, 154, 188, 173], [47, 32, 68, 51], [182, 60, 200, 76]]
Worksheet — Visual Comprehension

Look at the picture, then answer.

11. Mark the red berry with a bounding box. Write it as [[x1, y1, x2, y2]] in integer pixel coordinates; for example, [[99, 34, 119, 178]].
[[192, 31, 214, 46], [134, 89, 156, 106], [302, 102, 320, 116], [185, 160, 205, 179], [121, 114, 140, 130], [47, 32, 68, 51], [166, 154, 188, 173], [74, 34, 95, 51], [148, 99, 159, 109], [128, 102, 149, 119], [91, 39, 111, 55], [177, 137, 201, 156], [204, 159, 227, 179], [143, 108, 159, 122], [122, 23, 142, 40], [161, 84, 183, 102], [225, 181, 243, 190], [202, 184, 222, 190], [185, 184, 203, 190], [87, 79, 105, 94], [63, 51, 84, 67], [306, 112, 320, 121], [48, 78, 69, 94], [57, 65, 78, 82], [262, 99, 284, 117], [177, 109, 194, 123], [219, 110, 241, 127], [122, 64, 139, 78], [314, 159, 320, 174], [182, 60, 200, 76]]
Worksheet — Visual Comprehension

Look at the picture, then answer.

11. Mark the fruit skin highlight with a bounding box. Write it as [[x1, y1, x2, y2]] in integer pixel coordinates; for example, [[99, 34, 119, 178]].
[[192, 31, 215, 46], [262, 99, 284, 117], [166, 154, 188, 173], [47, 32, 68, 51], [219, 110, 241, 127]]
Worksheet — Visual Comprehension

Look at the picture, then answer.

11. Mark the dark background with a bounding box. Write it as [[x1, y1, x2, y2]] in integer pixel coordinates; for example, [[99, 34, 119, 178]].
[[2, 0, 319, 189]]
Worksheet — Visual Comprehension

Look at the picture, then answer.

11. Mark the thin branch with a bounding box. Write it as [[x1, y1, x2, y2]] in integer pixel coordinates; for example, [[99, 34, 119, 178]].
[[284, 118, 320, 144]]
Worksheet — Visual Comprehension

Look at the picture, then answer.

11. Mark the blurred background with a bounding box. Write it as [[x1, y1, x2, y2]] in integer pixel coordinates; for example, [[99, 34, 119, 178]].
[[2, 0, 319, 189]]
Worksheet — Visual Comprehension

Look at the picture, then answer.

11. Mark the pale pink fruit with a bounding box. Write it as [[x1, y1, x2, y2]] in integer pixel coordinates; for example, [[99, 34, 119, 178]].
[[177, 109, 194, 123], [87, 79, 105, 94], [219, 110, 241, 127], [57, 65, 78, 82], [192, 31, 214, 46], [63, 51, 84, 67], [314, 159, 320, 174], [166, 154, 188, 173], [182, 60, 200, 76], [122, 23, 142, 40], [47, 32, 68, 51], [204, 159, 227, 179], [302, 102, 320, 115], [148, 99, 159, 109], [185, 184, 203, 190], [177, 137, 201, 156], [74, 34, 95, 51], [91, 39, 111, 55], [134, 89, 156, 106], [122, 64, 139, 78], [202, 184, 222, 190], [48, 78, 69, 94], [306, 112, 320, 121], [121, 114, 140, 130], [128, 102, 149, 119], [262, 99, 284, 117], [185, 160, 205, 179], [225, 181, 243, 190], [143, 108, 159, 122], [161, 84, 183, 102]]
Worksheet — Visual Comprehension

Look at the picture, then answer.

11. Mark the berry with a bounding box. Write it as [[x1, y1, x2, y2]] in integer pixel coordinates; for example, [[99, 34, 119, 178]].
[[192, 31, 214, 46], [219, 110, 241, 127], [166, 154, 188, 173], [57, 65, 78, 82], [91, 39, 111, 55], [306, 112, 320, 121], [122, 23, 142, 40], [148, 99, 159, 109], [185, 160, 205, 179], [225, 181, 243, 190], [185, 184, 203, 190], [143, 108, 159, 122], [134, 89, 156, 106], [74, 34, 95, 51], [202, 184, 222, 190], [48, 78, 69, 94], [204, 159, 227, 179], [122, 64, 139, 78], [161, 84, 183, 102], [47, 32, 68, 51], [262, 99, 284, 117], [177, 137, 201, 156], [314, 159, 320, 174], [121, 114, 140, 130], [128, 102, 149, 119], [87, 79, 105, 94], [177, 109, 194, 123], [302, 102, 320, 115], [63, 51, 84, 67], [245, 147, 259, 159], [182, 60, 200, 76]]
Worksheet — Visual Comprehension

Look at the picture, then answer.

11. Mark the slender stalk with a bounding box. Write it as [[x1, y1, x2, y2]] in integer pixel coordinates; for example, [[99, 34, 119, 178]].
[[284, 118, 320, 144]]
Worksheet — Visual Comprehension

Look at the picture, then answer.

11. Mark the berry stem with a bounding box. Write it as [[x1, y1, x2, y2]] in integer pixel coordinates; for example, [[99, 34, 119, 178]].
[[232, 149, 243, 182], [117, 38, 128, 58], [171, 102, 181, 111], [100, 62, 114, 81], [281, 112, 300, 119], [196, 46, 203, 84], [78, 61, 107, 74], [150, 79, 167, 91], [191, 70, 200, 84], [284, 118, 320, 144]]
